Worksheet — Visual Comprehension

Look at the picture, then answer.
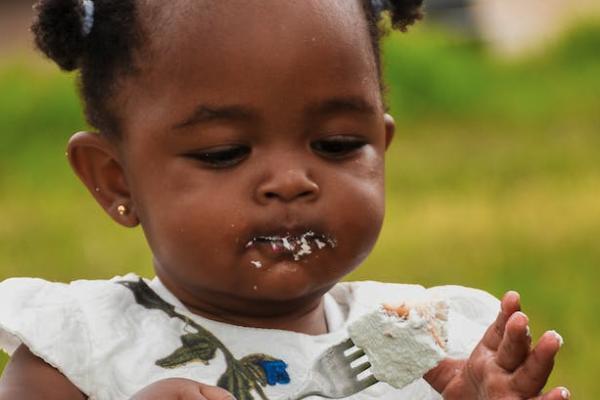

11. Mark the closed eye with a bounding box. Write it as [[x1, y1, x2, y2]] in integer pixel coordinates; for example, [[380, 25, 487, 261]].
[[311, 136, 367, 159], [186, 145, 251, 168]]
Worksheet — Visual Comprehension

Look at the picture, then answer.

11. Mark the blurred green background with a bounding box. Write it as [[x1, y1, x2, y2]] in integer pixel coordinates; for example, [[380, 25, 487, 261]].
[[1, 5, 599, 398]]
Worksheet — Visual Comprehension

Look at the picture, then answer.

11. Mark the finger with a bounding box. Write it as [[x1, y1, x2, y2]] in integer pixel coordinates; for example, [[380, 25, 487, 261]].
[[176, 383, 209, 399], [495, 311, 531, 371], [511, 330, 563, 397], [198, 384, 236, 400], [424, 358, 465, 394], [530, 386, 571, 400], [481, 291, 521, 351]]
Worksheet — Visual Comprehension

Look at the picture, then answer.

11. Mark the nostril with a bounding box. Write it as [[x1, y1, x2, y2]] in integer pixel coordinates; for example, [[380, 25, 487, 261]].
[[257, 172, 320, 203], [261, 189, 315, 202]]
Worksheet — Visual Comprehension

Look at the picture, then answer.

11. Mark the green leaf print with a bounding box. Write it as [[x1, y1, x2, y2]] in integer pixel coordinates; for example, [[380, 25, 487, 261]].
[[119, 279, 289, 400], [217, 359, 269, 400], [217, 365, 253, 400], [156, 333, 218, 368], [118, 280, 177, 317], [240, 354, 279, 386]]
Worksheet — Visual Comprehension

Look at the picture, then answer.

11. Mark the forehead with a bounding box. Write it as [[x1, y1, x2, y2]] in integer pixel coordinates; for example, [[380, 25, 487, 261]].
[[123, 0, 379, 135]]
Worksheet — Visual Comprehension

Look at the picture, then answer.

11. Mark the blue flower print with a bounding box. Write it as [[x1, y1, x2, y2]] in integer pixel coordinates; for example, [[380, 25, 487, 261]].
[[258, 360, 291, 386]]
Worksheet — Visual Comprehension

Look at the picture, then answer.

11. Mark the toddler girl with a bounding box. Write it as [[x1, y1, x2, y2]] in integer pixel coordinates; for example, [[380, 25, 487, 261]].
[[0, 0, 567, 399]]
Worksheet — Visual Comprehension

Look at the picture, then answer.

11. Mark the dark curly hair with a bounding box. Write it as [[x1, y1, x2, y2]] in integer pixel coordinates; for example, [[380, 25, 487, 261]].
[[32, 0, 424, 137]]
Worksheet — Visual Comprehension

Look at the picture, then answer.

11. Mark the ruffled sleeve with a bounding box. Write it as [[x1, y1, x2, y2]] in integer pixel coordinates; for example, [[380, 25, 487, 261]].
[[0, 277, 94, 395], [426, 285, 500, 358]]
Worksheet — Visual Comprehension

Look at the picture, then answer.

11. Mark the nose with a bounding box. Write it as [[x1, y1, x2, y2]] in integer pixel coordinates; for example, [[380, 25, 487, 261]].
[[256, 168, 320, 204]]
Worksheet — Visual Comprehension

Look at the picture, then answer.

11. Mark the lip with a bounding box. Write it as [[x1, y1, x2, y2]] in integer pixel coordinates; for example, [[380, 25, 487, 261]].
[[244, 226, 337, 261]]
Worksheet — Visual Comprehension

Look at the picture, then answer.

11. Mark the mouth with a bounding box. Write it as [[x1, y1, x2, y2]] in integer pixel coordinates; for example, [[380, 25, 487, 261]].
[[245, 230, 337, 261]]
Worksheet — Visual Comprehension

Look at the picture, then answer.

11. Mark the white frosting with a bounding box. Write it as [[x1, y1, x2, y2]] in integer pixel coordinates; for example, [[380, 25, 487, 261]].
[[246, 231, 337, 261], [348, 299, 449, 389]]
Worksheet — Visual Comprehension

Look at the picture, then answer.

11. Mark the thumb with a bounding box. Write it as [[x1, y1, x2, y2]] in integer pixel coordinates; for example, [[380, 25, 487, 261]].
[[197, 384, 236, 400], [424, 358, 464, 394]]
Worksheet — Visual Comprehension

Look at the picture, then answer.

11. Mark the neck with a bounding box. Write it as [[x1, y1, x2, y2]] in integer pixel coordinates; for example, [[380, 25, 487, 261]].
[[157, 274, 330, 335], [185, 296, 329, 335]]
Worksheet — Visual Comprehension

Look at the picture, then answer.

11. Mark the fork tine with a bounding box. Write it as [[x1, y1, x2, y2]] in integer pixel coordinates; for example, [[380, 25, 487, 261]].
[[357, 374, 379, 390], [288, 339, 378, 400], [352, 361, 371, 374], [336, 338, 355, 350], [346, 348, 366, 362]]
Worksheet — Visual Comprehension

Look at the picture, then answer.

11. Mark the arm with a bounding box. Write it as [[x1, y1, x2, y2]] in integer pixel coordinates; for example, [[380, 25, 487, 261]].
[[0, 346, 234, 400], [0, 344, 86, 400], [130, 378, 235, 400]]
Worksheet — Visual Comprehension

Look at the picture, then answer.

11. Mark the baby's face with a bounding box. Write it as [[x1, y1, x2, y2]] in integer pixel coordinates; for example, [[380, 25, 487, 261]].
[[116, 0, 393, 313]]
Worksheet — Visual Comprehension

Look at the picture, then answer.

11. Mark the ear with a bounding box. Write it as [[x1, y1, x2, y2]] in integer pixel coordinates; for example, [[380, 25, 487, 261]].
[[384, 113, 396, 150], [66, 132, 139, 227]]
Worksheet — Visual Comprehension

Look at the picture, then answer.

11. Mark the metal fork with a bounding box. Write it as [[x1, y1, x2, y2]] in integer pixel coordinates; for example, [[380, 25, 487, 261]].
[[285, 338, 378, 400]]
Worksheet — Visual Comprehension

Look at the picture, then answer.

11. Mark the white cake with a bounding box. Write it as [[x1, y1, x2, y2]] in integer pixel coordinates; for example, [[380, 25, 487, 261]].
[[348, 299, 449, 389]]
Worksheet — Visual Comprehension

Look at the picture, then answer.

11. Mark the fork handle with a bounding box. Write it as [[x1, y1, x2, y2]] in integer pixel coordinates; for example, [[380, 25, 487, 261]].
[[284, 380, 326, 400], [285, 392, 324, 400]]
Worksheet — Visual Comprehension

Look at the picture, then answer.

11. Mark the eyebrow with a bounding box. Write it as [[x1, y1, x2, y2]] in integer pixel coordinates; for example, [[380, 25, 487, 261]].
[[305, 96, 377, 119], [173, 105, 257, 130], [172, 96, 377, 131]]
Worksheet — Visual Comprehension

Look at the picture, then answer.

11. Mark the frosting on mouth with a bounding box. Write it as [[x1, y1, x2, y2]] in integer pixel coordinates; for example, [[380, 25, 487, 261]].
[[245, 231, 337, 261]]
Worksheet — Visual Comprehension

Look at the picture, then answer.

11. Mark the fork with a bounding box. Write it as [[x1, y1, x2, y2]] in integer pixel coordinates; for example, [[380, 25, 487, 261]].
[[285, 338, 378, 400]]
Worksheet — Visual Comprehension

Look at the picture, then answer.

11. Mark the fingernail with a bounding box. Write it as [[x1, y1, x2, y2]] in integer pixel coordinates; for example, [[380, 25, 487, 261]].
[[549, 330, 564, 347], [514, 311, 528, 321], [506, 290, 520, 300], [525, 325, 531, 338], [560, 387, 570, 399]]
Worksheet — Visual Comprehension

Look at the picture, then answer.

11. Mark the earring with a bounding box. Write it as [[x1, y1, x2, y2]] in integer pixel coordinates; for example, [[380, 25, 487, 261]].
[[117, 204, 128, 216]]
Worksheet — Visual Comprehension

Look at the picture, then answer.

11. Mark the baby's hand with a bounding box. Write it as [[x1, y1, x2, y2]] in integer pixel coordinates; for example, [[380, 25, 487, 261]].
[[130, 378, 235, 400], [425, 291, 569, 400]]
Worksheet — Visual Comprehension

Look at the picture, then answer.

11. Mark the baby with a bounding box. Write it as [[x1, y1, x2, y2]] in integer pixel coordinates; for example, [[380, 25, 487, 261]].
[[0, 0, 567, 399]]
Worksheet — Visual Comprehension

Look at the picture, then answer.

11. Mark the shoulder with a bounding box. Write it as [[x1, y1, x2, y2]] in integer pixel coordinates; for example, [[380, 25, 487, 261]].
[[426, 284, 500, 358], [426, 284, 500, 325], [0, 274, 141, 348], [331, 281, 427, 322], [333, 280, 498, 321], [338, 280, 427, 300], [0, 274, 143, 396]]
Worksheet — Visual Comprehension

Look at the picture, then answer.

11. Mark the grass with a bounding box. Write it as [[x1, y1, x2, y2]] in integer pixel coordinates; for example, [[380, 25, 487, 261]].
[[1, 22, 599, 397]]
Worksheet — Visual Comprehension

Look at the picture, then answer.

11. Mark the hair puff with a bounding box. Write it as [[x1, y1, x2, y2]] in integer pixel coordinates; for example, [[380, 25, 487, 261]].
[[32, 0, 88, 71], [388, 0, 424, 32]]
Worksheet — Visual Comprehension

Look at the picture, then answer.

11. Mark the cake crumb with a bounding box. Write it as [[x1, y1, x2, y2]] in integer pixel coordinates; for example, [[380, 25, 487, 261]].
[[383, 303, 410, 319]]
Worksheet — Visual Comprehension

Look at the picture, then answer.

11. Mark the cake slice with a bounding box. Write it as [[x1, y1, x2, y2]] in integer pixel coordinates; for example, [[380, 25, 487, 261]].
[[348, 298, 449, 389]]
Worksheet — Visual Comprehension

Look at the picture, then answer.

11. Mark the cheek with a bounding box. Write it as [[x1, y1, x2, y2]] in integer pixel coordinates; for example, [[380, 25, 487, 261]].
[[133, 168, 248, 276], [336, 181, 385, 253], [326, 155, 386, 262]]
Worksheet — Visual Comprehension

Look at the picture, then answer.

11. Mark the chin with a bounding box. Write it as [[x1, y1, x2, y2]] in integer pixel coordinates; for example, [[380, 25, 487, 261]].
[[248, 264, 340, 302]]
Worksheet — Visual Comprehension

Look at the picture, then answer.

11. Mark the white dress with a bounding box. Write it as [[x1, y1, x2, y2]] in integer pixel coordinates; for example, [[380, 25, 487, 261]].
[[0, 274, 499, 399]]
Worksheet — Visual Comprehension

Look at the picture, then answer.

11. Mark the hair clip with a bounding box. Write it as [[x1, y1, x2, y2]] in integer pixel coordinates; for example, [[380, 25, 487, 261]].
[[371, 0, 392, 14], [81, 0, 95, 37]]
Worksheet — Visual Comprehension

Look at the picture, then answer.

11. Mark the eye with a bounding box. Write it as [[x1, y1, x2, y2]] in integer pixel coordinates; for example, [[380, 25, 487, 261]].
[[186, 145, 251, 168], [311, 136, 367, 159]]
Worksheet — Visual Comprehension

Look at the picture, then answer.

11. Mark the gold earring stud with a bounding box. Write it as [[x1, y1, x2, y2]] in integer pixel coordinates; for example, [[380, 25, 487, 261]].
[[117, 204, 128, 216]]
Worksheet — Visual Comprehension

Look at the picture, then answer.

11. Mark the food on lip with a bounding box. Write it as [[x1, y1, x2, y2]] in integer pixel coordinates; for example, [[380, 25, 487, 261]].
[[348, 298, 449, 389], [245, 231, 336, 261]]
